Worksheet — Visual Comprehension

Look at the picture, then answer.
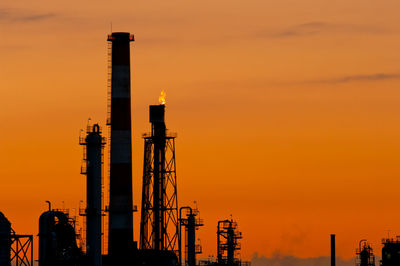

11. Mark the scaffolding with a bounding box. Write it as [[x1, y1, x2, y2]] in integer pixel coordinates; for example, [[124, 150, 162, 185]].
[[10, 229, 33, 266]]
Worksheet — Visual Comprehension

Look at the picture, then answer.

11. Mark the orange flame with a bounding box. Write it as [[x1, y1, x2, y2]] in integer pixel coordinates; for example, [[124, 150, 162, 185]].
[[159, 90, 166, 105]]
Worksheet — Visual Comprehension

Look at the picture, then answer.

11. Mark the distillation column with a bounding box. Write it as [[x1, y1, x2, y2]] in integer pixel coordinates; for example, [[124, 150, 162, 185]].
[[217, 219, 242, 265], [107, 32, 135, 256], [179, 207, 203, 266], [81, 124, 105, 266]]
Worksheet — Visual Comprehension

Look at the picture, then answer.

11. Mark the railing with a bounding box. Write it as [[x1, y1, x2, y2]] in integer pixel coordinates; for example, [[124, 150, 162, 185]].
[[142, 131, 178, 138]]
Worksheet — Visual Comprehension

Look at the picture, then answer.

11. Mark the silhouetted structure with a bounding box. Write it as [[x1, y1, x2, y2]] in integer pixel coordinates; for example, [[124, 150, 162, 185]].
[[179, 206, 204, 266], [381, 237, 400, 266], [331, 234, 335, 266], [10, 230, 34, 266], [107, 32, 136, 257], [15, 31, 253, 266], [356, 240, 375, 266], [140, 104, 179, 263], [217, 219, 242, 266], [0, 212, 11, 266], [80, 124, 105, 266], [39, 207, 83, 265], [0, 212, 33, 266]]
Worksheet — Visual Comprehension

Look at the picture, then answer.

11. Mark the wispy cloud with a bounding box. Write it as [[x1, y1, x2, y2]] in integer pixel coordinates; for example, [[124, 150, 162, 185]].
[[0, 8, 56, 23], [266, 21, 386, 39], [311, 73, 400, 84]]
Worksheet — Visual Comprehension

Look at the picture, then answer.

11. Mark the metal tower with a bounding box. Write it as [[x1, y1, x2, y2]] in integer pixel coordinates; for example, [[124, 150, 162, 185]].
[[0, 212, 33, 266], [356, 240, 375, 266], [106, 32, 135, 256], [217, 219, 242, 266], [10, 229, 33, 266], [140, 104, 179, 256], [80, 124, 105, 266], [179, 206, 203, 266]]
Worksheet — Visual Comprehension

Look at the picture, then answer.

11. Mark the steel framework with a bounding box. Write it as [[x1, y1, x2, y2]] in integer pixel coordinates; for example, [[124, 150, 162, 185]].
[[140, 105, 179, 257], [140, 135, 179, 253], [10, 229, 33, 266]]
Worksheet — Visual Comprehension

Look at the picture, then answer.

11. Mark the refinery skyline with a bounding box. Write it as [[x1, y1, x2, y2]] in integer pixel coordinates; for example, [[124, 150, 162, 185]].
[[2, 0, 400, 264]]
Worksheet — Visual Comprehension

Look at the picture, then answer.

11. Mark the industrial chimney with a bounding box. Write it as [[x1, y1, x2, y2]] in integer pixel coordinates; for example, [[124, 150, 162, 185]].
[[331, 234, 336, 266], [107, 32, 135, 256]]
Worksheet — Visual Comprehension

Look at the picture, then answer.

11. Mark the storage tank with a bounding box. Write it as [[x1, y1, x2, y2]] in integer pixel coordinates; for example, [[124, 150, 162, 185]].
[[0, 212, 11, 266]]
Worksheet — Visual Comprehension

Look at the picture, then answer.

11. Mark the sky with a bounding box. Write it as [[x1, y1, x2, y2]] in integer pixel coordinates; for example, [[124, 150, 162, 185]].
[[1, 0, 400, 263]]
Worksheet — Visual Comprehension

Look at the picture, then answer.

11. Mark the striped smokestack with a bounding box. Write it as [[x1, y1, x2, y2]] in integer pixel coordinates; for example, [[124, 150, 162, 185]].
[[107, 32, 134, 256]]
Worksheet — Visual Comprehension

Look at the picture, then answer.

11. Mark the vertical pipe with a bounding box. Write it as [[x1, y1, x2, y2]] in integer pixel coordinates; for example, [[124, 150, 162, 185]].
[[30, 236, 33, 266], [187, 214, 196, 266], [331, 234, 336, 266], [85, 124, 103, 266], [16, 238, 18, 266], [150, 105, 166, 250], [153, 127, 160, 250], [227, 222, 234, 265], [107, 32, 134, 256]]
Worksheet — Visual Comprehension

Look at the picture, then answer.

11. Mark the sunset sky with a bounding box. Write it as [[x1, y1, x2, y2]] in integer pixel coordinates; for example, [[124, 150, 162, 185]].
[[1, 0, 400, 263]]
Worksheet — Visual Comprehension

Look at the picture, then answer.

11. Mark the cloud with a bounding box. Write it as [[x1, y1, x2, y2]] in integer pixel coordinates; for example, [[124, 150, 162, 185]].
[[272, 22, 328, 38], [0, 8, 56, 23], [267, 21, 385, 39], [251, 253, 354, 266], [312, 73, 400, 84]]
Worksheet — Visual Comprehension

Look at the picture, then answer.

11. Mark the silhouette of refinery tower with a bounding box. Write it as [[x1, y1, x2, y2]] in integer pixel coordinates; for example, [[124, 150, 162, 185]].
[[139, 103, 180, 263], [107, 32, 136, 257]]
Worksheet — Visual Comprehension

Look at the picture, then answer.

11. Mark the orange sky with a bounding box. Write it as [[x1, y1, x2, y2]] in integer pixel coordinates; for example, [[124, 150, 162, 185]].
[[1, 0, 400, 261]]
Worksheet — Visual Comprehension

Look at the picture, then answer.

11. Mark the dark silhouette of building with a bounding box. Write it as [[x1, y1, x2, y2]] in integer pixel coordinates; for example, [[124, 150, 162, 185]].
[[381, 237, 400, 266], [0, 212, 11, 266], [356, 240, 375, 266]]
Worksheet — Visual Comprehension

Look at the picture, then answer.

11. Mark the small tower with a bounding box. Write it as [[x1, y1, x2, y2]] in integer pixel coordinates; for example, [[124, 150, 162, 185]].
[[217, 219, 242, 266], [179, 206, 204, 266], [356, 240, 375, 266], [80, 123, 105, 266]]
